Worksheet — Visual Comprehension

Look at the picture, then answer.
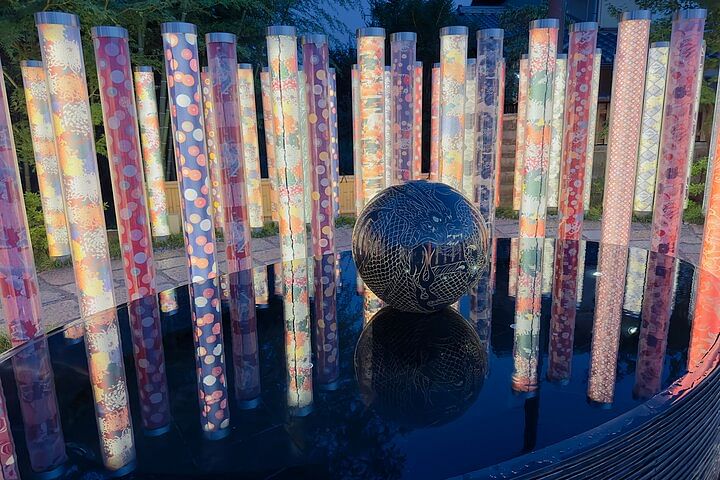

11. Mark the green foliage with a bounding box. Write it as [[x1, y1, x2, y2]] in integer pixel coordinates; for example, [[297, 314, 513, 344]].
[[335, 215, 356, 227], [251, 222, 279, 238], [154, 233, 186, 250], [494, 206, 519, 220], [24, 192, 70, 271]]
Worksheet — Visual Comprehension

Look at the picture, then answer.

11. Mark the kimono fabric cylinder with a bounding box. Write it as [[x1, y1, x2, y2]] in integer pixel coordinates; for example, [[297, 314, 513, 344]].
[[494, 60, 506, 208], [313, 253, 339, 388], [92, 26, 156, 302], [200, 68, 225, 232], [390, 32, 416, 183], [599, 11, 650, 247], [328, 68, 340, 219], [266, 26, 308, 261], [546, 54, 567, 209], [474, 28, 504, 229], [413, 61, 423, 179], [19, 61, 70, 259], [229, 269, 261, 408], [133, 66, 172, 241], [430, 63, 440, 181], [438, 26, 468, 192], [259, 68, 279, 223], [351, 65, 363, 215], [462, 58, 477, 198], [161, 21, 228, 440], [206, 33, 253, 274], [512, 55, 529, 211], [301, 34, 336, 257], [352, 180, 489, 313], [583, 49, 601, 211], [236, 64, 264, 230], [556, 23, 598, 241], [383, 67, 393, 187], [283, 258, 313, 416], [650, 9, 706, 257], [298, 69, 313, 224], [357, 28, 387, 206]]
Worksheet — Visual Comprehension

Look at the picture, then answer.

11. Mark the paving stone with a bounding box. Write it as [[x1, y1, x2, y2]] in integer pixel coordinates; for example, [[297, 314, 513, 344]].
[[40, 268, 77, 287], [156, 256, 187, 270]]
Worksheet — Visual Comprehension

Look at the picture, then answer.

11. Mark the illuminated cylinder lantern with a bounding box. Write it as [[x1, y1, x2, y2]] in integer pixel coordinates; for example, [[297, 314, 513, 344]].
[[127, 294, 171, 434], [328, 68, 340, 219], [159, 290, 179, 315], [557, 23, 598, 241], [684, 40, 705, 211], [512, 19, 558, 394], [703, 66, 720, 214], [546, 54, 567, 210], [253, 266, 269, 308], [200, 68, 225, 232], [583, 49, 601, 211], [494, 60, 506, 208], [161, 22, 228, 439], [298, 68, 314, 224], [384, 67, 393, 187], [430, 63, 440, 181], [474, 28, 504, 227], [236, 63, 264, 230], [351, 65, 363, 215], [133, 66, 172, 241], [413, 61, 423, 179], [301, 34, 336, 256], [19, 61, 70, 259], [389, 32, 416, 183], [266, 26, 308, 261], [600, 11, 650, 248], [356, 28, 386, 205], [438, 26, 468, 192], [260, 68, 279, 223], [0, 382, 18, 478], [650, 9, 706, 257], [623, 247, 647, 316], [206, 33, 253, 274], [92, 26, 156, 301], [512, 55, 529, 211], [632, 43, 669, 214], [313, 253, 339, 388], [462, 58, 476, 198], [229, 269, 261, 408]]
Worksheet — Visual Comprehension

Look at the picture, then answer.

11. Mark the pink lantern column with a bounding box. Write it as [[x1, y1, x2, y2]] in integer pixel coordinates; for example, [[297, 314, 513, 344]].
[[301, 34, 336, 256], [92, 26, 156, 301], [650, 9, 706, 256], [389, 32, 416, 183], [430, 63, 440, 181], [161, 21, 228, 439], [413, 61, 423, 179], [206, 33, 253, 274], [201, 69, 226, 233]]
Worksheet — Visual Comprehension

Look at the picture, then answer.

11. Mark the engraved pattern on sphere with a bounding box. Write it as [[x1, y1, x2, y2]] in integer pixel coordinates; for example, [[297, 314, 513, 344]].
[[352, 181, 489, 312]]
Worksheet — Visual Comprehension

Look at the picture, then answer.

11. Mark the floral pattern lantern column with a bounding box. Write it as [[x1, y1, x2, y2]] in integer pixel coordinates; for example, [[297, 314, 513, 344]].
[[389, 32, 416, 183], [236, 63, 264, 230]]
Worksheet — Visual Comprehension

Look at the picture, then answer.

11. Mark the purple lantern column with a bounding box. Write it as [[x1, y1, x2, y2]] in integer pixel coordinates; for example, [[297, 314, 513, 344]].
[[301, 34, 336, 257], [206, 33, 253, 274], [328, 68, 340, 219], [161, 22, 229, 439], [390, 32, 416, 183]]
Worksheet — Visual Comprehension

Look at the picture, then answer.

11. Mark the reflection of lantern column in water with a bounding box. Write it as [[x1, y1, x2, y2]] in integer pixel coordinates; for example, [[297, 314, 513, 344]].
[[266, 26, 308, 261], [632, 43, 669, 214], [127, 295, 171, 434], [12, 339, 67, 475], [474, 28, 504, 227], [253, 266, 269, 308], [546, 54, 566, 210], [92, 26, 157, 302], [650, 10, 706, 257], [19, 61, 70, 259], [328, 68, 340, 219], [0, 382, 18, 479], [357, 28, 387, 205], [383, 67, 393, 187], [623, 247, 648, 316], [429, 63, 440, 181], [200, 68, 226, 233], [541, 238, 554, 296], [462, 58, 476, 198], [298, 68, 314, 224], [236, 64, 264, 230], [229, 269, 261, 408], [413, 61, 423, 179], [583, 50, 601, 211], [634, 252, 676, 399], [133, 66, 172, 241], [260, 68, 279, 223], [363, 288, 383, 326], [691, 77, 720, 369], [314, 253, 339, 388], [508, 237, 519, 297], [512, 55, 528, 211], [161, 22, 227, 438], [159, 290, 179, 315], [438, 26, 468, 191], [301, 34, 336, 257], [206, 33, 253, 274], [390, 32, 416, 183], [494, 60, 505, 209], [600, 12, 650, 247], [351, 65, 363, 215], [283, 259, 313, 415]]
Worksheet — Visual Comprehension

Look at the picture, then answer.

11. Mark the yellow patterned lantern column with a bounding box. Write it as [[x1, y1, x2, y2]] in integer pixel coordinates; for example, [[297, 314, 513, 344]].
[[546, 55, 567, 210], [20, 61, 70, 259], [583, 49, 601, 211], [683, 40, 705, 210], [633, 43, 669, 214], [133, 66, 172, 241], [237, 63, 264, 230], [357, 28, 386, 205], [512, 55, 529, 210], [462, 58, 476, 198], [201, 68, 225, 232], [260, 68, 279, 223], [266, 26, 308, 261], [438, 26, 468, 191]]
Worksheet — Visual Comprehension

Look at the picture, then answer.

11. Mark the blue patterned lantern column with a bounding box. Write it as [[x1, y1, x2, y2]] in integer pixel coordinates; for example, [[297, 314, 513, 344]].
[[161, 22, 228, 439]]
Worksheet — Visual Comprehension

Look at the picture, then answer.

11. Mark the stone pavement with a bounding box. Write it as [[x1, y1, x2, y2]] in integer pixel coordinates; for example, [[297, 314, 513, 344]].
[[21, 218, 705, 330]]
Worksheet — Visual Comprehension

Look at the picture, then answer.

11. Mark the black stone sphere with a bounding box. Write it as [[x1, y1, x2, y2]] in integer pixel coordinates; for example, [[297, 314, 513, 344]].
[[354, 307, 486, 428], [352, 180, 489, 313]]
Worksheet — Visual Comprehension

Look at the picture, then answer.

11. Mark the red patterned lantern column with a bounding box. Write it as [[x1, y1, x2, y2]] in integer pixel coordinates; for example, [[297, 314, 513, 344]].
[[430, 63, 440, 181]]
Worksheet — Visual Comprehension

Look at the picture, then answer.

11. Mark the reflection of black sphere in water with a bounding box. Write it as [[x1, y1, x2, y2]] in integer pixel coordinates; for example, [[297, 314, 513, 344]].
[[354, 307, 486, 427]]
